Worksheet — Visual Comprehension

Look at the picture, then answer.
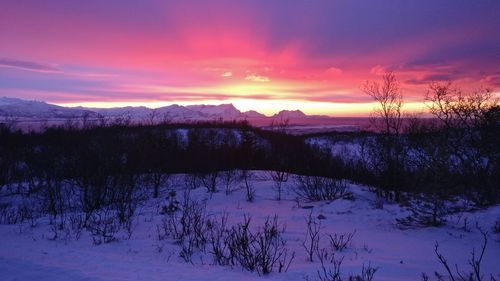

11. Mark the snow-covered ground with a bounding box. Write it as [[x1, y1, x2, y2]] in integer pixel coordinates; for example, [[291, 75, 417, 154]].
[[0, 172, 499, 281], [307, 137, 363, 163]]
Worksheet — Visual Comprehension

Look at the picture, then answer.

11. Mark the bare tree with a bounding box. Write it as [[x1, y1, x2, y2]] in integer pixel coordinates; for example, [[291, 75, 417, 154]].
[[221, 169, 238, 195], [269, 170, 288, 201], [201, 171, 220, 194], [425, 83, 499, 204], [363, 71, 404, 135], [426, 83, 497, 131], [240, 170, 255, 202], [363, 72, 407, 196], [146, 108, 158, 125]]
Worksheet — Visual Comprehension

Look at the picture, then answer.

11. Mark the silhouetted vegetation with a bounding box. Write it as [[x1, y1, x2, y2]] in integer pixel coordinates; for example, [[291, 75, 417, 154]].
[[0, 77, 498, 235]]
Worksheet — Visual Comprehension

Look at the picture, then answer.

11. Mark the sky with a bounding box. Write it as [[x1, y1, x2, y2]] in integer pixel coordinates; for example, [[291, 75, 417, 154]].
[[1, 0, 499, 116]]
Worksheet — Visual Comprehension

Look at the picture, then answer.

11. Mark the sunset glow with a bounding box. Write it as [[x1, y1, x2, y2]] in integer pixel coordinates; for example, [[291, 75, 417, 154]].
[[1, 0, 499, 115]]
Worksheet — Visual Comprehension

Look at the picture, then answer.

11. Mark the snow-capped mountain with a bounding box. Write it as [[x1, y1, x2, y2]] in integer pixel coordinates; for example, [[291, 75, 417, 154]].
[[185, 104, 242, 119], [0, 97, 95, 119], [0, 97, 317, 123], [0, 97, 248, 121], [155, 105, 205, 120], [90, 106, 152, 119]]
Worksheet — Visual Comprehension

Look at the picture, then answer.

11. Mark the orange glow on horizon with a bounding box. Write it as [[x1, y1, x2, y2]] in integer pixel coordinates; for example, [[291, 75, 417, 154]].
[[56, 99, 429, 117]]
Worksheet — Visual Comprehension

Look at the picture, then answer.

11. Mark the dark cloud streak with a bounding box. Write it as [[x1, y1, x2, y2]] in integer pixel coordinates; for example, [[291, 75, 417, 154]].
[[0, 58, 61, 73]]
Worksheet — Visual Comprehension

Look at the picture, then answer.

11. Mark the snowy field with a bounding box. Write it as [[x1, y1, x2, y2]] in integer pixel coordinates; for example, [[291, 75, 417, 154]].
[[0, 172, 499, 281]]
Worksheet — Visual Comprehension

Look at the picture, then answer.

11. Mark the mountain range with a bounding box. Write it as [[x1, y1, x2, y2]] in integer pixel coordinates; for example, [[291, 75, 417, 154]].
[[0, 97, 317, 122]]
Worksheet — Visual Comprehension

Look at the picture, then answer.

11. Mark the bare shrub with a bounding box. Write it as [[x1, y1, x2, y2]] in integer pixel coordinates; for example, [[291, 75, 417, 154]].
[[157, 192, 209, 262], [425, 227, 498, 281], [221, 169, 238, 195], [328, 230, 356, 252], [159, 189, 179, 215], [269, 170, 289, 201], [179, 234, 196, 263], [147, 171, 170, 199], [161, 208, 295, 274], [184, 174, 203, 190], [295, 176, 349, 202], [349, 264, 378, 281], [0, 202, 21, 224], [207, 213, 231, 266], [317, 253, 343, 281], [48, 218, 71, 241], [110, 174, 143, 227], [46, 212, 85, 242], [255, 216, 294, 274], [493, 218, 500, 234], [226, 215, 294, 275], [161, 196, 207, 244], [240, 170, 255, 202], [303, 211, 321, 262], [39, 178, 67, 226], [69, 213, 85, 240], [87, 209, 120, 245], [201, 171, 220, 194], [308, 252, 378, 281], [397, 195, 448, 228], [17, 196, 42, 227]]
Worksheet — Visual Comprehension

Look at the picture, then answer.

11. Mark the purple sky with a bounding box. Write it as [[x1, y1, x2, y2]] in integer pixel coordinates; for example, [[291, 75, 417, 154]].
[[1, 0, 499, 115]]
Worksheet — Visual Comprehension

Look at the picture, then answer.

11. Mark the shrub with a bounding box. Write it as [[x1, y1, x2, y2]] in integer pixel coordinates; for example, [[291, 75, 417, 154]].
[[303, 211, 321, 262], [308, 252, 378, 281], [295, 176, 349, 202], [226, 215, 294, 275], [328, 230, 356, 252], [158, 193, 208, 247], [492, 218, 500, 234], [397, 195, 448, 228], [423, 227, 498, 281], [87, 209, 120, 245]]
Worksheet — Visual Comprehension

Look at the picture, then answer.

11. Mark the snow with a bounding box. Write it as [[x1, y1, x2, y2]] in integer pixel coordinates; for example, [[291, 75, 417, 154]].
[[0, 97, 93, 119], [307, 137, 363, 162], [93, 107, 152, 119], [0, 98, 244, 123], [185, 104, 242, 119], [1, 172, 499, 281]]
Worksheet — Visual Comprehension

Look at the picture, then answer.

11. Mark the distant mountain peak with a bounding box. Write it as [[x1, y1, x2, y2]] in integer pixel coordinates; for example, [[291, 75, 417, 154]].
[[186, 103, 242, 118], [186, 103, 237, 110], [243, 110, 266, 118], [272, 109, 307, 119]]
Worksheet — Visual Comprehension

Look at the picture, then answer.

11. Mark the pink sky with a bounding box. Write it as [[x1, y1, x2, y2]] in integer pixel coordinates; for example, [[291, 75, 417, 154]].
[[1, 1, 499, 116]]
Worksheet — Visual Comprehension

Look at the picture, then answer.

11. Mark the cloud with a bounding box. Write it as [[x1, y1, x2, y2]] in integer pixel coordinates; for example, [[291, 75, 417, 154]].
[[0, 58, 61, 73], [405, 73, 462, 85], [326, 67, 342, 76], [221, 71, 233, 77], [480, 74, 500, 87], [370, 65, 387, 75], [245, 74, 270, 82]]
